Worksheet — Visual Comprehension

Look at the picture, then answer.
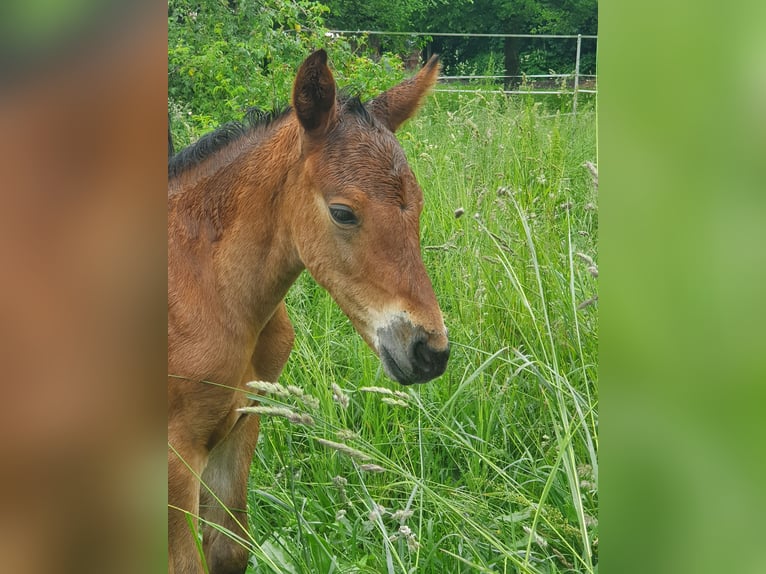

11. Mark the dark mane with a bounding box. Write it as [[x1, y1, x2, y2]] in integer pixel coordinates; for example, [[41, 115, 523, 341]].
[[168, 95, 376, 180], [168, 107, 291, 180]]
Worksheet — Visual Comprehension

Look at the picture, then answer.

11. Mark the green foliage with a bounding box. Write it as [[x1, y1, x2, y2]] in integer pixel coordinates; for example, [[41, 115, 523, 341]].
[[323, 0, 428, 54], [449, 50, 505, 78], [168, 0, 405, 149], [324, 0, 423, 32]]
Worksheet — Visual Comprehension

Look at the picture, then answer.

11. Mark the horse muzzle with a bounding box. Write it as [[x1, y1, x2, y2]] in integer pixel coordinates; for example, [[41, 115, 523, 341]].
[[376, 316, 449, 385]]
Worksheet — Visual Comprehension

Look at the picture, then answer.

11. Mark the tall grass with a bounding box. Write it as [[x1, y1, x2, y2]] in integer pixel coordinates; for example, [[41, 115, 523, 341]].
[[205, 94, 597, 573]]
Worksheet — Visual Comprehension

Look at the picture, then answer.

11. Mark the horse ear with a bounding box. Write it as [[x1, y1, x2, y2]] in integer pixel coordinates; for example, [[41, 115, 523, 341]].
[[292, 49, 337, 136], [368, 55, 440, 132]]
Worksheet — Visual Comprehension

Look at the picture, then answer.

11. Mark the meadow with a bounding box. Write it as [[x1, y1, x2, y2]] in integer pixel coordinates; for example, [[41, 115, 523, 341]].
[[200, 92, 598, 573]]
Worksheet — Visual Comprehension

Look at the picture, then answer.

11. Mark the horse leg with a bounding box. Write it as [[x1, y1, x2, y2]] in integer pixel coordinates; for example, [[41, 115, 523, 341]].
[[168, 372, 243, 572], [168, 435, 208, 574], [199, 414, 260, 574], [200, 302, 295, 574]]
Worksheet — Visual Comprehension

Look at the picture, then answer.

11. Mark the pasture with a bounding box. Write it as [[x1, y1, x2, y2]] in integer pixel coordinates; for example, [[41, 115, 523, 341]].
[[211, 92, 599, 573]]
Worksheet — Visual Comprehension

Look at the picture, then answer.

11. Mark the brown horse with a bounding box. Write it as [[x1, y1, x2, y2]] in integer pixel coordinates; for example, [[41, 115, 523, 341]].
[[168, 50, 448, 573]]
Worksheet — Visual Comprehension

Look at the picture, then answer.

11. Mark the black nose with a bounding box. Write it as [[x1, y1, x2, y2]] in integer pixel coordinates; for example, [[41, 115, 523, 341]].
[[410, 339, 450, 382]]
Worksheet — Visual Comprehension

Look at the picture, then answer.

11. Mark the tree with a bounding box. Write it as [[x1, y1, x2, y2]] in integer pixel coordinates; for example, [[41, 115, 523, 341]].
[[414, 0, 597, 86], [324, 0, 423, 31], [322, 0, 428, 56]]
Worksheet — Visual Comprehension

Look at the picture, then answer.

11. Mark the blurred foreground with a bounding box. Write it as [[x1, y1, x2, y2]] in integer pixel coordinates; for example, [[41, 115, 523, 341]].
[[0, 4, 167, 573]]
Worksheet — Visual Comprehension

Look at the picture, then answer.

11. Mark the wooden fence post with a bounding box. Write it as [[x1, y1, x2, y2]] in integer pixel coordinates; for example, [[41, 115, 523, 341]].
[[573, 33, 582, 115]]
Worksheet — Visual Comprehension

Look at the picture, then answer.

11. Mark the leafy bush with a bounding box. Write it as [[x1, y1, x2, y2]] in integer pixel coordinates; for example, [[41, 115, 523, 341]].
[[168, 0, 405, 148]]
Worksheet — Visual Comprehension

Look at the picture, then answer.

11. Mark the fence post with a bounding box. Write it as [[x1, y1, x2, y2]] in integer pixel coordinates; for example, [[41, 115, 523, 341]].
[[573, 33, 582, 115]]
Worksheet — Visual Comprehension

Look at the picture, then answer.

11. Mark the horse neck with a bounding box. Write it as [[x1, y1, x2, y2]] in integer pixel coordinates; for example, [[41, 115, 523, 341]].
[[175, 119, 306, 338]]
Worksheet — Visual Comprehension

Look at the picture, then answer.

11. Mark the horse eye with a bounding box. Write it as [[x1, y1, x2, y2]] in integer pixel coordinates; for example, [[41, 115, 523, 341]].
[[329, 204, 358, 226]]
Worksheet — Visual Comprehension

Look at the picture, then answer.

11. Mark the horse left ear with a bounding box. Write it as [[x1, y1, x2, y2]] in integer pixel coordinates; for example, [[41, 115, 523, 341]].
[[368, 55, 440, 132], [293, 49, 337, 136]]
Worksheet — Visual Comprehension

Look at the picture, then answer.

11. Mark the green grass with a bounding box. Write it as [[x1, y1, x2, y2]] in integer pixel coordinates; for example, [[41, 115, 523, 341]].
[[207, 94, 597, 573]]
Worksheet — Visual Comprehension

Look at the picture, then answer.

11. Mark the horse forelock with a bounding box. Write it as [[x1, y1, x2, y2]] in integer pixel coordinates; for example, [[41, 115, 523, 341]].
[[339, 94, 375, 126], [318, 98, 415, 205]]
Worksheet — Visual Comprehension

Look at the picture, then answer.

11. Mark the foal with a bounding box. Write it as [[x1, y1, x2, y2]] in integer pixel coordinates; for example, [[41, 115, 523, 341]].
[[168, 50, 448, 573]]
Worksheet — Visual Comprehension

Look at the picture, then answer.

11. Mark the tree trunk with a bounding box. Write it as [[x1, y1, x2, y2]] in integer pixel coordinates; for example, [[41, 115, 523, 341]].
[[503, 36, 521, 89]]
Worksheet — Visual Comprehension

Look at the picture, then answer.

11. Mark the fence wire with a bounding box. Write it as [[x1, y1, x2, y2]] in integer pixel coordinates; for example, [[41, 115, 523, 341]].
[[327, 30, 598, 112]]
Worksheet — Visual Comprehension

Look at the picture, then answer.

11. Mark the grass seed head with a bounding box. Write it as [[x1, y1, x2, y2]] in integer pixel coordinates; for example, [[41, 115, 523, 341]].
[[331, 382, 350, 409], [315, 438, 370, 461], [389, 524, 420, 550], [359, 463, 386, 473], [237, 405, 314, 426], [368, 503, 387, 524], [332, 475, 348, 487], [333, 475, 349, 504], [246, 380, 289, 397], [577, 295, 599, 310], [391, 508, 414, 523], [300, 394, 320, 410], [381, 397, 409, 408], [286, 384, 304, 397], [336, 428, 359, 441], [577, 464, 593, 478], [523, 525, 548, 548], [583, 160, 599, 189]]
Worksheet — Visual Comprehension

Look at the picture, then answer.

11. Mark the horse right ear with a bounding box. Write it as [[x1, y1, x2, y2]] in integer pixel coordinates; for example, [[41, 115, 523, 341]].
[[292, 49, 337, 137], [368, 55, 440, 132]]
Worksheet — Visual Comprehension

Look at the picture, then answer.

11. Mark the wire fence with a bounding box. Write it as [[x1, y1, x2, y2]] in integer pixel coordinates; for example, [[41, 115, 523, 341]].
[[328, 30, 597, 114]]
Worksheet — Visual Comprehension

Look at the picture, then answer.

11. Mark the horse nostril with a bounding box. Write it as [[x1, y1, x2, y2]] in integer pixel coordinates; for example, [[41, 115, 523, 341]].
[[413, 339, 432, 366], [411, 339, 450, 379]]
